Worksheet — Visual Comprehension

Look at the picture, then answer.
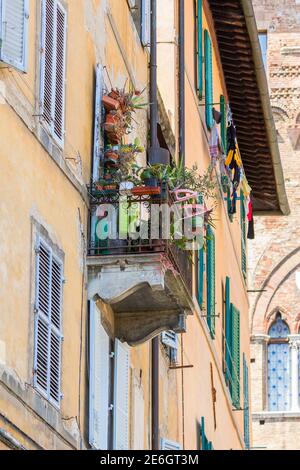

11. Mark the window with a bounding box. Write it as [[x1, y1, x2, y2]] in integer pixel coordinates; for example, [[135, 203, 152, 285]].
[[267, 314, 291, 412], [161, 438, 182, 450], [200, 417, 213, 450], [259, 32, 267, 70], [204, 30, 213, 129], [40, 0, 67, 145], [240, 190, 247, 280], [129, 0, 150, 47], [196, 0, 203, 98], [0, 0, 29, 72], [243, 354, 250, 450], [34, 236, 64, 407], [220, 95, 226, 150], [89, 301, 110, 450], [161, 331, 178, 363], [225, 298, 240, 409], [197, 246, 204, 308], [113, 340, 130, 450], [206, 225, 216, 338]]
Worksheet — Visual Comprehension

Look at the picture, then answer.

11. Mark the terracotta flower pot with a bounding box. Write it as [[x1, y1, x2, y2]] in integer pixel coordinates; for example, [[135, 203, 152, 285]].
[[105, 150, 119, 162], [102, 95, 120, 111], [105, 113, 121, 125], [131, 186, 161, 196]]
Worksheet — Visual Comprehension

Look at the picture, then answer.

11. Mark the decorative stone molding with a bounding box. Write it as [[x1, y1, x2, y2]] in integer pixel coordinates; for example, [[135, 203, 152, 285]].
[[87, 254, 193, 346]]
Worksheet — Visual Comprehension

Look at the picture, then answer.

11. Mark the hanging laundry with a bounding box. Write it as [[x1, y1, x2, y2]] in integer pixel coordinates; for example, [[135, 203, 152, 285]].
[[247, 196, 255, 240]]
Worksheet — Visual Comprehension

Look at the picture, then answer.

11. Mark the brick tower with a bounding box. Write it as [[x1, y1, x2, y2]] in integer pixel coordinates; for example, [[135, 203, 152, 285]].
[[249, 0, 300, 450]]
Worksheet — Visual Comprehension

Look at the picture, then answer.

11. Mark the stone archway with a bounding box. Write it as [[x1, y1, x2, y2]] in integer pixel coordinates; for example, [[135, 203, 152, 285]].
[[251, 247, 300, 334]]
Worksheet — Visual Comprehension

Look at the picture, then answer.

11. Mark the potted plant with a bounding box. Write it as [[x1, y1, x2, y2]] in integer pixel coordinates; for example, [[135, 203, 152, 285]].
[[102, 94, 120, 112]]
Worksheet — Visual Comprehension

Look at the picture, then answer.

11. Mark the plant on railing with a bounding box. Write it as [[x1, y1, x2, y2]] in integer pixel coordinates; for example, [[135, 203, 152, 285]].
[[103, 85, 148, 144]]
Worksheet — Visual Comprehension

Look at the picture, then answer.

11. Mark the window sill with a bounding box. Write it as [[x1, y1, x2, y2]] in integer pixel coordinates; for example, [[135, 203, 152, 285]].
[[253, 411, 300, 420]]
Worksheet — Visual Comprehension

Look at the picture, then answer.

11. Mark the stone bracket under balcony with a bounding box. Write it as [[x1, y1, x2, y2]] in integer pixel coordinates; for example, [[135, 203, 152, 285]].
[[87, 254, 193, 346]]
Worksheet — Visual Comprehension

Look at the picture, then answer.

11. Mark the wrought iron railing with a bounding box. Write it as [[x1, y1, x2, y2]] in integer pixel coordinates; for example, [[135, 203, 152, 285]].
[[87, 183, 193, 296]]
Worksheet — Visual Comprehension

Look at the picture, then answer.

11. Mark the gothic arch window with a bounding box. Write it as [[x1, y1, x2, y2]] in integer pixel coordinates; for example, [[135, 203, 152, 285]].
[[267, 313, 291, 411]]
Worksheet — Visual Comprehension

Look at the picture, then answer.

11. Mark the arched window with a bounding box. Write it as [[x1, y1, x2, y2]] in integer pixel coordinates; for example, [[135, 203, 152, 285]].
[[267, 314, 291, 411]]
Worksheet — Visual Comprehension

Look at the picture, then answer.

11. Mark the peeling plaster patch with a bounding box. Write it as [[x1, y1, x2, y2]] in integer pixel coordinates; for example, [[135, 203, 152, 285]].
[[0, 342, 6, 365], [83, 0, 107, 64]]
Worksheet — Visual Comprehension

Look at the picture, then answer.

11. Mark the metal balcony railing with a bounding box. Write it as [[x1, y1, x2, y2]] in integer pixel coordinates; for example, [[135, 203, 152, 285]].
[[87, 183, 193, 296]]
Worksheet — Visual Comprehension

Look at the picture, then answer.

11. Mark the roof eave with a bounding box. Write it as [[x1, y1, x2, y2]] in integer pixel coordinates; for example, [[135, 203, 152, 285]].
[[240, 0, 290, 216]]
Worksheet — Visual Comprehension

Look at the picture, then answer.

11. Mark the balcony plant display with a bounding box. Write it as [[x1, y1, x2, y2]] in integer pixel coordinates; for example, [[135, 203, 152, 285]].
[[103, 85, 148, 145]]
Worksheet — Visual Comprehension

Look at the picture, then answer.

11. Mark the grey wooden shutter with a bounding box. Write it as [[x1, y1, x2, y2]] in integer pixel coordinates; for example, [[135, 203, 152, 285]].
[[89, 301, 110, 450], [161, 331, 178, 350], [161, 438, 182, 450], [34, 237, 63, 407], [113, 340, 130, 450], [141, 0, 150, 47], [40, 0, 66, 145], [0, 0, 29, 72]]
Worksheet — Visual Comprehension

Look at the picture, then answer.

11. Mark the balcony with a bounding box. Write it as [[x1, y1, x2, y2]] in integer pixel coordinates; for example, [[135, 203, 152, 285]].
[[87, 185, 195, 345]]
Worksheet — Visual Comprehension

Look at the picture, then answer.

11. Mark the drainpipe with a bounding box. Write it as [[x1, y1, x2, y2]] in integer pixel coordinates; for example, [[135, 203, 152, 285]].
[[150, 0, 158, 155], [150, 0, 160, 452], [179, 0, 185, 165]]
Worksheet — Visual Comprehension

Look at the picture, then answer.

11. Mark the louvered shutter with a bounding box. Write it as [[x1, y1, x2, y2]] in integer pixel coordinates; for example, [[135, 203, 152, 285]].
[[206, 226, 216, 338], [243, 354, 250, 450], [198, 247, 204, 307], [34, 237, 63, 407], [196, 0, 203, 98], [161, 439, 182, 451], [141, 0, 150, 47], [240, 191, 247, 280], [161, 331, 178, 350], [225, 277, 231, 385], [89, 302, 110, 450], [113, 340, 130, 450], [231, 304, 240, 409], [40, 0, 66, 146], [204, 30, 213, 130], [220, 95, 226, 149], [92, 64, 104, 182], [200, 417, 208, 450], [0, 0, 29, 72]]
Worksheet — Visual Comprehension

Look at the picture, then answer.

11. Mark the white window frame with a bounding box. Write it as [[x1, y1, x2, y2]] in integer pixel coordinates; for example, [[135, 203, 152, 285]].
[[40, 0, 67, 147], [0, 0, 29, 72], [33, 235, 64, 409]]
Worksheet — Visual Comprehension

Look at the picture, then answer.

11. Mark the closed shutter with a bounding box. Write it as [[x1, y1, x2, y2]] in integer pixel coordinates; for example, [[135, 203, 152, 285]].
[[161, 438, 182, 450], [141, 0, 150, 47], [220, 95, 226, 150], [204, 30, 213, 129], [243, 354, 250, 450], [114, 340, 130, 450], [240, 191, 247, 280], [0, 0, 29, 72], [206, 226, 216, 338], [225, 277, 231, 384], [198, 247, 204, 307], [92, 64, 104, 182], [200, 417, 213, 450], [34, 237, 63, 407], [161, 331, 178, 350], [40, 0, 67, 146], [196, 0, 203, 98], [89, 302, 110, 450], [231, 304, 240, 409]]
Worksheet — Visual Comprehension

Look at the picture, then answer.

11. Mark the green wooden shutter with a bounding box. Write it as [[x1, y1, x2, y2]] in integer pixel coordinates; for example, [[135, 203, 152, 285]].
[[200, 417, 213, 450], [224, 277, 231, 383], [243, 354, 250, 450], [231, 304, 240, 409], [206, 226, 216, 338], [220, 95, 226, 150], [198, 248, 204, 307], [197, 0, 203, 98], [204, 30, 213, 129], [240, 191, 247, 279]]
